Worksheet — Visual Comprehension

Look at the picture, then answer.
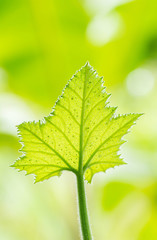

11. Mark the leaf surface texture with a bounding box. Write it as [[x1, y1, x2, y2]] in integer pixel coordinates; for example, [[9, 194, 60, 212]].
[[12, 63, 141, 183]]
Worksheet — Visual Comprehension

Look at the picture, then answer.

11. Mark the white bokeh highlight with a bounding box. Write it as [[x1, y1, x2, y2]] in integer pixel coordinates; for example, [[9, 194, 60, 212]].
[[84, 0, 134, 15], [86, 13, 122, 46], [126, 68, 155, 97], [0, 93, 34, 135]]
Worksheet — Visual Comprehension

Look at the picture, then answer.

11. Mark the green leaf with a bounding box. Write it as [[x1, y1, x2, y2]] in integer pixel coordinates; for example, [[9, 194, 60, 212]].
[[12, 63, 142, 183]]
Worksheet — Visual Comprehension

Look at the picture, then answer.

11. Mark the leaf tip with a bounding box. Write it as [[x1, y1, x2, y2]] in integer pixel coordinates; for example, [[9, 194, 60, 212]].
[[85, 61, 90, 67], [34, 178, 39, 184], [10, 163, 15, 168]]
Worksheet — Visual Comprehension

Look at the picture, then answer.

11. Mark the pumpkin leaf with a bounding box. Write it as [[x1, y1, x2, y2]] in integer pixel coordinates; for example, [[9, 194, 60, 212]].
[[11, 63, 142, 183]]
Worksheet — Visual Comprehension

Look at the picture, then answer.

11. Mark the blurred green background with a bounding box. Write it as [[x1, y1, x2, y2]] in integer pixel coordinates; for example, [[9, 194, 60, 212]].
[[0, 0, 157, 239]]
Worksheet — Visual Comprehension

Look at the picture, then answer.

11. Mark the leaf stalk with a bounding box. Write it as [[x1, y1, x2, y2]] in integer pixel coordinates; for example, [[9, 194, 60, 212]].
[[76, 172, 93, 240]]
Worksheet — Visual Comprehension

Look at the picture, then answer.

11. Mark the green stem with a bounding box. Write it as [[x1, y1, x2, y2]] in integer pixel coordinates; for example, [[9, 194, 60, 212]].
[[77, 172, 93, 240]]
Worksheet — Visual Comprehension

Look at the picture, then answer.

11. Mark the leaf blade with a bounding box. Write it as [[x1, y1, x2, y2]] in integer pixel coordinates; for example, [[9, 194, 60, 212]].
[[12, 63, 142, 183]]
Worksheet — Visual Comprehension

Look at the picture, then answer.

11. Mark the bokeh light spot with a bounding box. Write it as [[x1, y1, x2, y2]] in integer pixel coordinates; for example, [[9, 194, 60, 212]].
[[84, 0, 134, 15], [86, 13, 122, 46], [0, 94, 34, 135], [126, 68, 155, 97]]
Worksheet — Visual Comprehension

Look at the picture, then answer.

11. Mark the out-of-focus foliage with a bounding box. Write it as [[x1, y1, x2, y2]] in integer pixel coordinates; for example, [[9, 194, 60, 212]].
[[0, 0, 157, 239]]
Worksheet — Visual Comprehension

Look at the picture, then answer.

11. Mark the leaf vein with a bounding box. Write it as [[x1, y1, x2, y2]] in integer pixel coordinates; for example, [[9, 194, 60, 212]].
[[83, 108, 116, 150], [68, 86, 82, 100], [84, 97, 108, 124], [22, 126, 74, 170], [84, 115, 138, 169], [58, 103, 80, 126], [84, 77, 101, 101], [46, 119, 79, 153]]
